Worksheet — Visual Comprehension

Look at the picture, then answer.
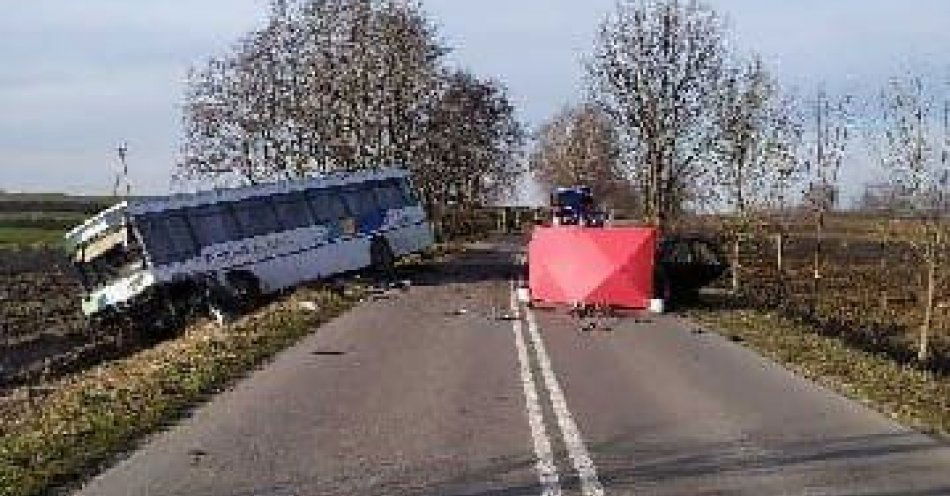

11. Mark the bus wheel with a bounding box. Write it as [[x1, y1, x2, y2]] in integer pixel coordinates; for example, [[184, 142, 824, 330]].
[[370, 237, 396, 280], [226, 271, 262, 311], [204, 282, 237, 325]]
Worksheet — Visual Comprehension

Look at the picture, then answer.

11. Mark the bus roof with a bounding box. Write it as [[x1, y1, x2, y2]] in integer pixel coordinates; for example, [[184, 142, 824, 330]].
[[128, 167, 409, 216], [64, 202, 128, 248]]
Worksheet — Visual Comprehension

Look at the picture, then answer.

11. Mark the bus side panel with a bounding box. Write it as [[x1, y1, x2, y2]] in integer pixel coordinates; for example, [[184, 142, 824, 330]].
[[252, 233, 373, 292], [245, 227, 340, 292], [384, 220, 434, 257], [379, 205, 433, 257]]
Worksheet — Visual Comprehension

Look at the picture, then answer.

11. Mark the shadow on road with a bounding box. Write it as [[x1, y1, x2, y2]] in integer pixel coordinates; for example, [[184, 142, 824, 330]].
[[396, 243, 525, 290], [333, 431, 950, 496], [588, 430, 950, 495], [275, 430, 948, 496]]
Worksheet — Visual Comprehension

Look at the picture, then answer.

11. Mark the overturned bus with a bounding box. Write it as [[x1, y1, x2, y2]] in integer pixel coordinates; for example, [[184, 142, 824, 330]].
[[66, 167, 434, 323]]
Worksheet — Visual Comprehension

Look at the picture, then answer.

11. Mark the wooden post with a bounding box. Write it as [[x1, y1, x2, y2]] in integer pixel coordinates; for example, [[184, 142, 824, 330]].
[[732, 235, 741, 293], [812, 209, 824, 311], [920, 230, 938, 362], [775, 233, 784, 273]]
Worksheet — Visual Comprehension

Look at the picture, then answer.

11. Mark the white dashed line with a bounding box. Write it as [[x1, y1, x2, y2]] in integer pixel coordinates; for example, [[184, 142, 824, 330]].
[[509, 284, 562, 495], [520, 290, 607, 496]]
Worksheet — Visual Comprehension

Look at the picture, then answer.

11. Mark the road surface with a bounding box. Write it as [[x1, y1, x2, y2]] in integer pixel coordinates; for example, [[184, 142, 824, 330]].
[[76, 239, 950, 496]]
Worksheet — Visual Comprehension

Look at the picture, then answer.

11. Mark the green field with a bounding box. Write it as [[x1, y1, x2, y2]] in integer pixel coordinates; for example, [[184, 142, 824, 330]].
[[0, 193, 111, 248], [0, 226, 67, 248]]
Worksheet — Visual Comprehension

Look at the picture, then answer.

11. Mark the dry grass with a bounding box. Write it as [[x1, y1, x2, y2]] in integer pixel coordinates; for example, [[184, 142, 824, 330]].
[[0, 285, 361, 496], [680, 212, 950, 372], [688, 300, 950, 438]]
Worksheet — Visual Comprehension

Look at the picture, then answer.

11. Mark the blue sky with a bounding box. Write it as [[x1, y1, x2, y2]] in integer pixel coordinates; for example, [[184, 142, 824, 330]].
[[1, 0, 948, 196]]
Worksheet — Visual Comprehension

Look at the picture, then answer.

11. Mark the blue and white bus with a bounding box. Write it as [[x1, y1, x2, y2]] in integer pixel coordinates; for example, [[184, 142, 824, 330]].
[[65, 167, 433, 321]]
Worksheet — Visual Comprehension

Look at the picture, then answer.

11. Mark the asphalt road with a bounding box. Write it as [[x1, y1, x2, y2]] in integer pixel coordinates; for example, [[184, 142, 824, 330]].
[[76, 239, 950, 496]]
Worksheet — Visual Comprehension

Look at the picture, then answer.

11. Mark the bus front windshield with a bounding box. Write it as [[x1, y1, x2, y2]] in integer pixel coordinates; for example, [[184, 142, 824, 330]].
[[73, 226, 145, 292]]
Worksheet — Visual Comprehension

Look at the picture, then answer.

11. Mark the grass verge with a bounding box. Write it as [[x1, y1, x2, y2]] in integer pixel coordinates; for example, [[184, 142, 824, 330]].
[[0, 285, 360, 496], [687, 300, 950, 438]]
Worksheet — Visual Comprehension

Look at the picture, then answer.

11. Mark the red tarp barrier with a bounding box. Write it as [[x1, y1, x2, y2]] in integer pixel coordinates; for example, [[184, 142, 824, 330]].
[[528, 226, 657, 309]]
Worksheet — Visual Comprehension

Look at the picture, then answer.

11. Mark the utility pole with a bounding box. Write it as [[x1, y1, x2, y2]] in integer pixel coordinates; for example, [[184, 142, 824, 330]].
[[115, 142, 131, 201]]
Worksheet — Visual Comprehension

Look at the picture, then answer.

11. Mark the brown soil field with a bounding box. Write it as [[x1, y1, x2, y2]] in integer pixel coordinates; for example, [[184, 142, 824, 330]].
[[0, 248, 161, 391], [692, 215, 950, 374]]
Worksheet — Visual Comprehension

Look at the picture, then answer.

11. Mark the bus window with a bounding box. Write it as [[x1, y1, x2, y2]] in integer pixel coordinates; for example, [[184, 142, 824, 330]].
[[373, 180, 405, 210], [137, 211, 198, 266], [395, 177, 419, 206], [342, 187, 378, 218], [74, 223, 146, 290], [188, 204, 241, 247], [135, 215, 166, 263], [232, 197, 280, 237], [273, 192, 314, 230], [307, 188, 347, 223]]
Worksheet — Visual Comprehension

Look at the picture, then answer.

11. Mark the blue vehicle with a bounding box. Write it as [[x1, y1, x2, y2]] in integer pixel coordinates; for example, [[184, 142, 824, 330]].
[[550, 186, 605, 227]]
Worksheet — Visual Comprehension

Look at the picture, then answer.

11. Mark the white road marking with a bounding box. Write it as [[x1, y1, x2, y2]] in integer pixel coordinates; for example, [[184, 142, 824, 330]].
[[509, 284, 562, 496], [521, 292, 607, 496]]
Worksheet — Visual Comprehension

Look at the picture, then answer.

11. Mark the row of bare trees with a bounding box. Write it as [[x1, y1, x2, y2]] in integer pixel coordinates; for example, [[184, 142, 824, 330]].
[[177, 0, 524, 224], [532, 0, 804, 228], [531, 0, 808, 290], [874, 75, 950, 360], [528, 0, 950, 361]]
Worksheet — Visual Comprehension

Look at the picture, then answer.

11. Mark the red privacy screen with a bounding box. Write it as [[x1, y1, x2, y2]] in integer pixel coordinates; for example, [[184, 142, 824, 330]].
[[528, 226, 657, 309]]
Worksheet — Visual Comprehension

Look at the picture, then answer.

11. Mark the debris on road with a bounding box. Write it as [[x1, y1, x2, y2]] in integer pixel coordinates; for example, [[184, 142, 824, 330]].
[[367, 287, 392, 301], [312, 350, 346, 356], [187, 448, 208, 466], [496, 311, 517, 321]]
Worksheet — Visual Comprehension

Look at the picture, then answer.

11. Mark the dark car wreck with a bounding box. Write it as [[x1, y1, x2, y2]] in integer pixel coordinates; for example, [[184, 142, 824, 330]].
[[655, 235, 728, 306]]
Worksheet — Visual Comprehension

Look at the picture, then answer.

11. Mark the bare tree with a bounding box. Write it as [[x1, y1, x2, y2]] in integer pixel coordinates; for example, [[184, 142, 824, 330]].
[[587, 0, 728, 228], [712, 56, 803, 291], [876, 73, 950, 361], [178, 0, 446, 184], [803, 88, 853, 304], [529, 103, 626, 209], [176, 0, 526, 244], [415, 70, 525, 236]]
